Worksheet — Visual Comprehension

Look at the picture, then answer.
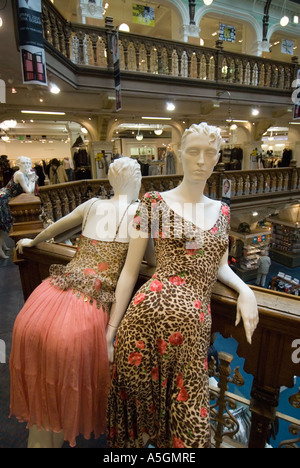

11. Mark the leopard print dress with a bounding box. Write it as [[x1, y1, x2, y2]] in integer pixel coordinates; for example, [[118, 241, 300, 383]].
[[106, 191, 230, 448]]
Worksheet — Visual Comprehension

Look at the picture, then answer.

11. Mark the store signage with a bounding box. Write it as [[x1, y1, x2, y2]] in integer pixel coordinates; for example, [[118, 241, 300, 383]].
[[281, 39, 294, 55], [16, 0, 47, 86], [132, 3, 155, 27], [219, 24, 236, 43], [111, 31, 121, 112]]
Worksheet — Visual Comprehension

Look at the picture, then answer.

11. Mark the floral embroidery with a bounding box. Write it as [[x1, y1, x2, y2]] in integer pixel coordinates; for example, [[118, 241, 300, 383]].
[[98, 262, 109, 272], [200, 407, 208, 418], [128, 352, 143, 366], [194, 300, 201, 309], [169, 273, 186, 286], [168, 332, 184, 346], [210, 226, 219, 235]]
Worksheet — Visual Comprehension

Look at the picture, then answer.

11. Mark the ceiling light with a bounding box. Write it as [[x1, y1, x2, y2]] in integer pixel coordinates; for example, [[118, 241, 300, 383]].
[[252, 108, 260, 116], [203, 0, 214, 5], [252, 211, 258, 217], [119, 23, 130, 32], [166, 102, 175, 111], [81, 127, 88, 134], [49, 83, 60, 94], [294, 15, 299, 24], [200, 38, 204, 46], [230, 124, 237, 130], [142, 117, 172, 120], [0, 17, 3, 28], [280, 16, 289, 27], [136, 132, 143, 141], [154, 128, 163, 136], [21, 110, 66, 115]]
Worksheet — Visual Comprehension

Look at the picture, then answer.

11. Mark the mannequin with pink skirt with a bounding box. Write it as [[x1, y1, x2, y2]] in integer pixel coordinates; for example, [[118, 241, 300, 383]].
[[9, 157, 142, 448]]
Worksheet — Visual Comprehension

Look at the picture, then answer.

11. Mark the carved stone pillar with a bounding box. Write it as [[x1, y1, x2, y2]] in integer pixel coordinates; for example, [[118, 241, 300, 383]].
[[8, 193, 43, 243]]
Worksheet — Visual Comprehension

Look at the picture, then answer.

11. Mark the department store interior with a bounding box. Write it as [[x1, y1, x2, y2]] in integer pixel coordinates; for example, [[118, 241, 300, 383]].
[[0, 0, 299, 449]]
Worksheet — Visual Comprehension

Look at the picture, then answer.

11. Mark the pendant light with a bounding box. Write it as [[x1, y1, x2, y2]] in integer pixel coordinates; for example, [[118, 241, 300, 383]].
[[136, 128, 143, 141]]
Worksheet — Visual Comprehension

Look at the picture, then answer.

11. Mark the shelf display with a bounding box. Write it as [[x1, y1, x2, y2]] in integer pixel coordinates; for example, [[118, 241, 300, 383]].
[[270, 272, 300, 295], [268, 217, 300, 268], [229, 228, 272, 281]]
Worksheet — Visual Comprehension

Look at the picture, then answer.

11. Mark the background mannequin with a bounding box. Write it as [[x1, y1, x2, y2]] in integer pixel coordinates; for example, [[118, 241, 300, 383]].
[[106, 123, 258, 449], [10, 157, 142, 448], [0, 156, 37, 258], [49, 158, 68, 184]]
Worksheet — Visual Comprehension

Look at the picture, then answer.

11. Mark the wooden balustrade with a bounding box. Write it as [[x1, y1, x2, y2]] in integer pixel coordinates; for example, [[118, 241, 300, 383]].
[[40, 0, 298, 93], [14, 242, 300, 448], [37, 166, 300, 222]]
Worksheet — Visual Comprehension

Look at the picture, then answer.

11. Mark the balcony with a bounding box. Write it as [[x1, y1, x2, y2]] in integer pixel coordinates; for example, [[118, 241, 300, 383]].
[[41, 0, 297, 102]]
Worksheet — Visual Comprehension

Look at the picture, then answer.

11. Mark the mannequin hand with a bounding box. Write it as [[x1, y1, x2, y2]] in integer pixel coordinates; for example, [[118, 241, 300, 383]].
[[235, 288, 259, 344], [16, 238, 34, 254]]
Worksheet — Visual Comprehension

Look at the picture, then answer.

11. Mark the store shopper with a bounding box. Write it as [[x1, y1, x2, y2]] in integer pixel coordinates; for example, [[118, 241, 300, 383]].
[[49, 158, 68, 184], [106, 123, 259, 449], [256, 250, 271, 288], [9, 157, 142, 448]]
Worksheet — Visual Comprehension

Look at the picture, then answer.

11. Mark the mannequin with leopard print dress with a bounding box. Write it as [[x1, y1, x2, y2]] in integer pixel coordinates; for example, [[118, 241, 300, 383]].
[[106, 123, 258, 448]]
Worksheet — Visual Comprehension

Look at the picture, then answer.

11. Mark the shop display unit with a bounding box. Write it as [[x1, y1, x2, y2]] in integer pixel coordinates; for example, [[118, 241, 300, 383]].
[[268, 218, 300, 268], [229, 228, 272, 281], [270, 272, 300, 295]]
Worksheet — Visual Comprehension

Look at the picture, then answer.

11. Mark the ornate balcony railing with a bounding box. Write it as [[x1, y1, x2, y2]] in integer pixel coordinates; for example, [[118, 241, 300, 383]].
[[36, 165, 300, 222], [41, 0, 298, 93]]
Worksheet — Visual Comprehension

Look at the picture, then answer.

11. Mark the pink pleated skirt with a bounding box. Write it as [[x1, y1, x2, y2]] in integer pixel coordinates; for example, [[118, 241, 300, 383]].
[[9, 278, 110, 447]]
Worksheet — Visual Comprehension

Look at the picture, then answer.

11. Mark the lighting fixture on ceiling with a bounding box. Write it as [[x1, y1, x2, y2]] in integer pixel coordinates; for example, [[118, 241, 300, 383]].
[[154, 126, 163, 136], [49, 82, 61, 94], [21, 110, 66, 115], [294, 15, 299, 24], [251, 108, 260, 116], [142, 117, 172, 120], [166, 102, 175, 111], [81, 127, 88, 134], [119, 23, 130, 32], [203, 0, 214, 5], [230, 124, 237, 130], [280, 16, 289, 27], [136, 128, 143, 141], [0, 17, 3, 28]]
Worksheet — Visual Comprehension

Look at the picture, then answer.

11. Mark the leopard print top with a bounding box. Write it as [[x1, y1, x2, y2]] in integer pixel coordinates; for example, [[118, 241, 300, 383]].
[[107, 191, 230, 448]]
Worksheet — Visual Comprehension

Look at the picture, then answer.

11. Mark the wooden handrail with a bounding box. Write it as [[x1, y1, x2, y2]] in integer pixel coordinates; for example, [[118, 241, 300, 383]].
[[14, 241, 300, 448]]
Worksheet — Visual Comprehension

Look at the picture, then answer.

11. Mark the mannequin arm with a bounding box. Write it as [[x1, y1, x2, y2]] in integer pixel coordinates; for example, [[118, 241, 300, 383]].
[[16, 199, 91, 253], [14, 171, 36, 194], [217, 250, 259, 344], [106, 234, 149, 362]]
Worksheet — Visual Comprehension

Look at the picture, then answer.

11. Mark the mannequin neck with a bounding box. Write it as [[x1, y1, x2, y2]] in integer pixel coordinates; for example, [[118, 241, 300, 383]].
[[111, 192, 137, 205], [176, 177, 206, 204]]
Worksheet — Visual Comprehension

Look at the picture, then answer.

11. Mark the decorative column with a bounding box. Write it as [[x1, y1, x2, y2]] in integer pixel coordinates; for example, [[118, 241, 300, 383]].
[[8, 193, 43, 243]]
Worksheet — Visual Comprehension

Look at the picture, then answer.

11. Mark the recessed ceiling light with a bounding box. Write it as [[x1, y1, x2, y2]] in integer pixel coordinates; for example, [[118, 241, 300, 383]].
[[166, 102, 175, 111]]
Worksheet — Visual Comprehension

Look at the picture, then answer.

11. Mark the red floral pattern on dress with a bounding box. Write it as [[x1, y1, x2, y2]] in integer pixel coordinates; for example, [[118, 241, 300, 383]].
[[173, 436, 184, 448], [97, 262, 109, 272], [221, 204, 230, 217], [128, 352, 143, 366], [200, 407, 208, 418], [200, 312, 205, 324], [176, 373, 183, 388], [168, 332, 184, 346], [83, 268, 97, 276], [133, 292, 146, 306], [151, 367, 159, 381], [157, 338, 168, 355], [210, 226, 219, 235], [150, 279, 163, 292], [194, 300, 201, 309], [177, 387, 188, 402], [94, 278, 102, 291], [169, 276, 186, 286], [136, 340, 145, 350]]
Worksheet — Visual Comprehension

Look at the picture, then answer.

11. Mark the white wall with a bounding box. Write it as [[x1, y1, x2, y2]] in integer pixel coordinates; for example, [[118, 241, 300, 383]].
[[0, 140, 73, 166]]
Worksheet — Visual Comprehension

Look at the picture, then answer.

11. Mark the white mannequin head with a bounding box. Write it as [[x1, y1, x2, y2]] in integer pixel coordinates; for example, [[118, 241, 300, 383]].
[[16, 156, 32, 175], [179, 123, 221, 183], [108, 157, 142, 202]]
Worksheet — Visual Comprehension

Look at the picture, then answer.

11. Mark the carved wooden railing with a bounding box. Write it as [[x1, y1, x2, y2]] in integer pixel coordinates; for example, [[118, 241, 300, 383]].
[[14, 242, 300, 448], [37, 165, 300, 222], [41, 0, 298, 93]]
